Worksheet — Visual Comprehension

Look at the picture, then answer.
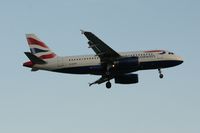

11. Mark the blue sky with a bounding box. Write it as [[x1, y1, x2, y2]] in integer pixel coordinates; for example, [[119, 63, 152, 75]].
[[0, 0, 200, 133]]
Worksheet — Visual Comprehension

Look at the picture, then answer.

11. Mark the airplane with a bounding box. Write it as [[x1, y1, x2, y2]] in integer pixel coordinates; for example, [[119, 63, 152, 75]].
[[23, 30, 183, 89]]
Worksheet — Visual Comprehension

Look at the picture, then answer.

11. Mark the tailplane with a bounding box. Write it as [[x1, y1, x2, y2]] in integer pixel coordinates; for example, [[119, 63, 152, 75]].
[[24, 52, 46, 64], [23, 52, 46, 69], [26, 34, 57, 59]]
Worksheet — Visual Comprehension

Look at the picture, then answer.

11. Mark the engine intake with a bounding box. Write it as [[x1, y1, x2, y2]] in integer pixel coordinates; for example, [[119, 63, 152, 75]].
[[115, 74, 139, 84]]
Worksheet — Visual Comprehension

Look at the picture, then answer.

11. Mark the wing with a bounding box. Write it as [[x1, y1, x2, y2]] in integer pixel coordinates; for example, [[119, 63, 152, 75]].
[[81, 30, 121, 86], [81, 30, 120, 61], [89, 76, 113, 86]]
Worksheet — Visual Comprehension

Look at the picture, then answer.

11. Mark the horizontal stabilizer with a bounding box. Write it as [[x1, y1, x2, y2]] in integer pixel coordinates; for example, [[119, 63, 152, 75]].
[[24, 52, 46, 64]]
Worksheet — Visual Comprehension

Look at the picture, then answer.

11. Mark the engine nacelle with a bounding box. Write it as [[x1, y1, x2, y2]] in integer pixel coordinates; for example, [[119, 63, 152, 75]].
[[115, 74, 139, 84], [114, 57, 139, 69]]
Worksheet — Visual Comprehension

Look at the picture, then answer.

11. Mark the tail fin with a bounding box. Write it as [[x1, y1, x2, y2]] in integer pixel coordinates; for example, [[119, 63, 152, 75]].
[[26, 34, 57, 59]]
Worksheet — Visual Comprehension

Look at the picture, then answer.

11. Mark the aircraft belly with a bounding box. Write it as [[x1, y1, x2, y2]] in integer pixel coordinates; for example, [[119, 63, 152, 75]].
[[52, 65, 103, 75], [139, 60, 183, 70]]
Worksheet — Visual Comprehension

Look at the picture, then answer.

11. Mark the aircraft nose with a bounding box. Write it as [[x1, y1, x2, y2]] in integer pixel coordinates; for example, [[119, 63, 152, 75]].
[[176, 56, 184, 65]]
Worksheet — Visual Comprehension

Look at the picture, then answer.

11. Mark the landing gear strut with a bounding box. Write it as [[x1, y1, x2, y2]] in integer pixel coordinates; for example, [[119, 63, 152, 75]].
[[106, 81, 111, 89], [158, 69, 164, 79], [106, 64, 114, 76]]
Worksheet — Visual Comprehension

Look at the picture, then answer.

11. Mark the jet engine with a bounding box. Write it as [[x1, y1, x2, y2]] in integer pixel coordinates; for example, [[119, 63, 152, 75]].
[[114, 57, 139, 69], [109, 57, 139, 74], [115, 74, 139, 84]]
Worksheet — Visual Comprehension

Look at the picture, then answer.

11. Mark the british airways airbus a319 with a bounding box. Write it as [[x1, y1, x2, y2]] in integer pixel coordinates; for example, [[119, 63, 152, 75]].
[[23, 30, 183, 89]]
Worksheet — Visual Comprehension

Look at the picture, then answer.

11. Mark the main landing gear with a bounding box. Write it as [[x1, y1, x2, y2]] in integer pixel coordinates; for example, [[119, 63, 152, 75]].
[[105, 64, 114, 89], [106, 81, 111, 89], [158, 69, 164, 79]]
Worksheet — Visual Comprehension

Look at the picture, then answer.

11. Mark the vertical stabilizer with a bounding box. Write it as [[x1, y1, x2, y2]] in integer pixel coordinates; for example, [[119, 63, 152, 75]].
[[26, 34, 57, 59]]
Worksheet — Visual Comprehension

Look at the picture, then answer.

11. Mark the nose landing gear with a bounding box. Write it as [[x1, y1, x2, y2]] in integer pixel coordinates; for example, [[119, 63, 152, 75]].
[[158, 69, 164, 79]]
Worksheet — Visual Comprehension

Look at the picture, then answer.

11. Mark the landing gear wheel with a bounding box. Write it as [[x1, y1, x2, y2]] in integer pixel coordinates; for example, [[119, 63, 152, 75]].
[[106, 81, 111, 89], [159, 74, 164, 79], [158, 69, 164, 79]]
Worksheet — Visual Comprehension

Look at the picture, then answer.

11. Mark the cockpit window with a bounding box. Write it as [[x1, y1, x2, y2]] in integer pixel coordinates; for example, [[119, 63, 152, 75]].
[[168, 52, 174, 55]]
